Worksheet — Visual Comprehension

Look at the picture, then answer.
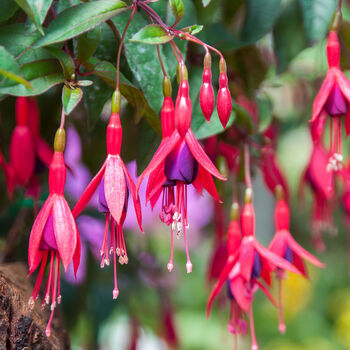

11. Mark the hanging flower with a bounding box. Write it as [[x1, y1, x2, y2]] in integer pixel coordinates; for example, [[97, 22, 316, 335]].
[[269, 185, 324, 333], [310, 14, 350, 177], [137, 63, 225, 273], [299, 143, 336, 251], [73, 90, 143, 299], [28, 127, 81, 337]]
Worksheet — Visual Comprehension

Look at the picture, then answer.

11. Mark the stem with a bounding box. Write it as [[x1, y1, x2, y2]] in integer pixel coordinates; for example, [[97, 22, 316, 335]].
[[59, 106, 66, 129], [170, 40, 181, 63], [116, 6, 137, 90], [339, 0, 342, 11], [244, 143, 252, 189], [156, 45, 167, 76]]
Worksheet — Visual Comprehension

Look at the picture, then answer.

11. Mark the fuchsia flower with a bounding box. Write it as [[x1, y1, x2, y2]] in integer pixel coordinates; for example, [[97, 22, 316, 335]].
[[199, 53, 215, 122], [299, 143, 336, 251], [268, 186, 324, 333], [207, 190, 300, 350], [0, 97, 53, 200], [28, 128, 80, 337], [73, 90, 142, 299], [217, 58, 232, 128], [137, 64, 225, 273], [310, 28, 350, 175]]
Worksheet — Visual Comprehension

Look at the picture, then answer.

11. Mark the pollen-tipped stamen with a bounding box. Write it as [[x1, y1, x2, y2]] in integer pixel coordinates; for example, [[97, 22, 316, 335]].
[[42, 251, 55, 307], [249, 304, 258, 350], [277, 276, 286, 334], [167, 225, 174, 272], [100, 214, 110, 268], [111, 219, 119, 299]]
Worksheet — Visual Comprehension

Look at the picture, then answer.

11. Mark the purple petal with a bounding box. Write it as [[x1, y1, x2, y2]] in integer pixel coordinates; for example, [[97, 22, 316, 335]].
[[164, 141, 199, 184], [251, 251, 262, 279], [64, 243, 87, 285], [64, 127, 82, 165], [39, 214, 58, 250], [283, 245, 294, 263], [325, 84, 348, 116], [98, 177, 109, 213]]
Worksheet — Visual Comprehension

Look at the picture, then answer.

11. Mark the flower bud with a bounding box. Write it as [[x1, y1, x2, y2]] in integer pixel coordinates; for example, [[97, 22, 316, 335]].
[[327, 31, 340, 68], [199, 53, 215, 122], [241, 188, 255, 237], [217, 59, 232, 128]]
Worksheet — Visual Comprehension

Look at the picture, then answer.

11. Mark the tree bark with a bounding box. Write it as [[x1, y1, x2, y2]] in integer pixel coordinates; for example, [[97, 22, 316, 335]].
[[0, 263, 70, 350]]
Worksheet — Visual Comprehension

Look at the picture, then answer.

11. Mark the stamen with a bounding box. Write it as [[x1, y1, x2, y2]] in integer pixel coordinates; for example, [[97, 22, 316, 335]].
[[167, 225, 174, 272], [277, 277, 286, 334], [43, 251, 55, 307], [30, 251, 49, 306], [112, 219, 119, 299], [249, 304, 258, 350], [100, 214, 110, 268]]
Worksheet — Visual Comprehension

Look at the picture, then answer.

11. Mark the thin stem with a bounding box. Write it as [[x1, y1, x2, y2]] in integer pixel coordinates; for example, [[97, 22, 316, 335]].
[[59, 106, 66, 129], [116, 6, 137, 90], [156, 45, 167, 76], [170, 40, 181, 63], [339, 0, 342, 11], [244, 143, 252, 189]]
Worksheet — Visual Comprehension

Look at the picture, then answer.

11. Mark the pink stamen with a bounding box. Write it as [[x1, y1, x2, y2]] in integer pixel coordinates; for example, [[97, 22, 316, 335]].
[[111, 219, 119, 299], [249, 304, 258, 350], [100, 214, 110, 268], [43, 251, 55, 307], [277, 277, 286, 334], [30, 251, 48, 305], [167, 226, 174, 272], [45, 253, 59, 337]]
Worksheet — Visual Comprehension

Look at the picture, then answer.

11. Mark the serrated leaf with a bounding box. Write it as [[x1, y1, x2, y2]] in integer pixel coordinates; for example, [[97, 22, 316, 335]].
[[130, 24, 173, 45], [299, 0, 336, 42], [62, 85, 83, 115], [241, 0, 281, 43], [0, 46, 32, 89], [77, 27, 101, 64], [170, 0, 184, 25], [34, 0, 127, 48], [181, 24, 203, 35], [44, 46, 75, 79], [0, 59, 64, 96]]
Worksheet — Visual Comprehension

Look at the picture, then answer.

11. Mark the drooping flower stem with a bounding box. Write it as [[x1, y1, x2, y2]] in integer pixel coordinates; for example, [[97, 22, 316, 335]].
[[157, 44, 167, 77], [244, 143, 253, 189], [116, 5, 137, 90]]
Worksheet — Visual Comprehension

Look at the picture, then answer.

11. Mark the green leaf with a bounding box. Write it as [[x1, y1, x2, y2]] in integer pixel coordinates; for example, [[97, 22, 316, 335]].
[[202, 0, 211, 7], [44, 46, 75, 79], [181, 24, 203, 35], [273, 0, 308, 72], [62, 85, 83, 115], [257, 94, 272, 133], [232, 100, 254, 134], [299, 0, 336, 42], [130, 24, 173, 45], [241, 0, 282, 43], [89, 58, 161, 133], [170, 0, 184, 25], [0, 59, 64, 96], [77, 27, 101, 64], [34, 0, 127, 48], [0, 46, 32, 89], [0, 1, 18, 23]]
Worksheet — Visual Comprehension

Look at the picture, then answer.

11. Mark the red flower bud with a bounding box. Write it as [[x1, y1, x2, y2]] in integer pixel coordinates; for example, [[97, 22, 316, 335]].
[[161, 97, 175, 138], [327, 31, 340, 68], [217, 73, 232, 128], [9, 124, 35, 186], [275, 199, 290, 231], [175, 79, 192, 137], [199, 68, 214, 122]]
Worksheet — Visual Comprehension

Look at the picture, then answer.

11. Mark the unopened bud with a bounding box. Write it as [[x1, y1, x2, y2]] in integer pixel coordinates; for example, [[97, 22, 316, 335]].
[[54, 128, 66, 152], [163, 76, 172, 97], [230, 202, 239, 221], [275, 184, 284, 201], [111, 89, 121, 114], [244, 187, 253, 203]]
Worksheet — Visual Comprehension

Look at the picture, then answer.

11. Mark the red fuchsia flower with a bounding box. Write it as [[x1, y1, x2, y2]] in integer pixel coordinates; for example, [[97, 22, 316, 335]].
[[299, 143, 336, 251], [206, 200, 283, 350], [199, 52, 215, 123], [73, 90, 143, 299], [0, 97, 53, 200], [268, 186, 324, 334], [217, 58, 232, 129], [310, 19, 350, 178], [28, 127, 81, 337], [10, 97, 35, 187], [137, 63, 226, 274]]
